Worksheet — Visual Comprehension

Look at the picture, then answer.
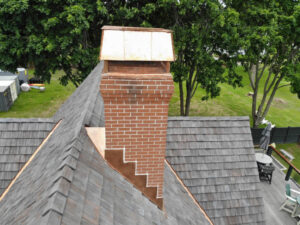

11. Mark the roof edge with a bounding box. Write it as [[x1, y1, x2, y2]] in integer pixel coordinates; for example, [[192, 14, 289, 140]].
[[0, 120, 62, 202], [168, 116, 250, 121], [0, 118, 54, 123], [101, 25, 172, 33], [165, 159, 215, 225], [53, 62, 103, 123]]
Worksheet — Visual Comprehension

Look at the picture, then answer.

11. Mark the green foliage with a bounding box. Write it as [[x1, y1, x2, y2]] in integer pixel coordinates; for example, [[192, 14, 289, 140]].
[[170, 0, 243, 115], [0, 0, 243, 113], [0, 0, 298, 120], [0, 0, 171, 86], [169, 66, 300, 127], [0, 0, 106, 86], [226, 0, 300, 127], [273, 143, 300, 184]]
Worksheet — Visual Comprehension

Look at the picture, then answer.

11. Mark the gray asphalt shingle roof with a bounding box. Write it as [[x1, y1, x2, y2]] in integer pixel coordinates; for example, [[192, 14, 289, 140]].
[[0, 118, 56, 195], [166, 117, 266, 225], [0, 62, 211, 225], [59, 129, 211, 225]]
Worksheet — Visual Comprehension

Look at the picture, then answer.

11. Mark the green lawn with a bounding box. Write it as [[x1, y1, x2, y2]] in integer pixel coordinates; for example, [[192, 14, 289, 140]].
[[273, 143, 300, 183], [0, 67, 299, 174], [2, 67, 299, 124], [0, 71, 76, 118], [169, 67, 300, 182], [169, 67, 300, 127]]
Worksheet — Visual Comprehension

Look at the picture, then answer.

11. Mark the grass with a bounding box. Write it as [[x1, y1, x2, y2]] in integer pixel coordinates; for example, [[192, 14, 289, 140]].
[[169, 67, 300, 183], [0, 70, 76, 118], [272, 143, 300, 183], [2, 66, 299, 124], [0, 66, 299, 176], [169, 67, 300, 127]]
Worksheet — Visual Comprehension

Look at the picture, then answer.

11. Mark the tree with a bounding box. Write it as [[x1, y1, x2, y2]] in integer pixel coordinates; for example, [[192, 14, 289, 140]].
[[0, 0, 243, 116], [0, 0, 171, 86], [170, 1, 243, 116], [227, 0, 300, 128], [103, 0, 243, 116], [0, 0, 107, 86]]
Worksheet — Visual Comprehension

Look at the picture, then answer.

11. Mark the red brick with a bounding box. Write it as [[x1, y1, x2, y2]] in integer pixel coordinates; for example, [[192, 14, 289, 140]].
[[100, 73, 173, 198]]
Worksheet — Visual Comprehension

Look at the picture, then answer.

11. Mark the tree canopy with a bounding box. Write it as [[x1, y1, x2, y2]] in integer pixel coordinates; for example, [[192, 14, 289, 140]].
[[170, 0, 242, 116], [0, 0, 106, 86], [0, 0, 298, 122], [226, 0, 300, 127]]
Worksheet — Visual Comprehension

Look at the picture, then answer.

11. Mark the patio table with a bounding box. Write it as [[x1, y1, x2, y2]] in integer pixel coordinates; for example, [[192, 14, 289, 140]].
[[255, 153, 273, 165]]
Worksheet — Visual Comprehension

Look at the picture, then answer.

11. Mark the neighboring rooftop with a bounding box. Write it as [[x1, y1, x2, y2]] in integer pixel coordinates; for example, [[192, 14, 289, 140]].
[[0, 118, 55, 195], [166, 117, 266, 225]]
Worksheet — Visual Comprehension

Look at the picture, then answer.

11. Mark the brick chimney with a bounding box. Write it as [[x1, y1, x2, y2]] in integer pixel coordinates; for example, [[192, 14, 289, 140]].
[[99, 26, 174, 209]]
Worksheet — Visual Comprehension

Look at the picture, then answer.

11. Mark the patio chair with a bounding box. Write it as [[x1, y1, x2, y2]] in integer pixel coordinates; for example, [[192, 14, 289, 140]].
[[280, 183, 300, 215], [258, 164, 275, 184]]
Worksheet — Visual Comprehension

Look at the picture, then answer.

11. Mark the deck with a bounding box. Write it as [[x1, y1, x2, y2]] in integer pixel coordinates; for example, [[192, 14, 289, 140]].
[[259, 163, 299, 225]]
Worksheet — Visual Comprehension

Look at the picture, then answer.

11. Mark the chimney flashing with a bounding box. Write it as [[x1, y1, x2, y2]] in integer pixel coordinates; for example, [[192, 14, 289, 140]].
[[86, 127, 106, 158]]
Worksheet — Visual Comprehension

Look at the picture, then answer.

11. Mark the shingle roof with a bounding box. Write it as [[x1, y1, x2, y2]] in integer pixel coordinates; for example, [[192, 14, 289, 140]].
[[0, 62, 211, 225], [59, 129, 211, 225], [0, 118, 56, 195], [166, 117, 266, 225]]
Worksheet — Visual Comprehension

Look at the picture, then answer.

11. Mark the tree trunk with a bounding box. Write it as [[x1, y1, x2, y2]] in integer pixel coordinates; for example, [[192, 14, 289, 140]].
[[252, 93, 258, 128], [252, 84, 258, 127], [185, 80, 191, 116], [256, 73, 277, 127], [185, 94, 191, 116], [251, 64, 261, 128], [261, 75, 284, 120], [179, 79, 185, 116]]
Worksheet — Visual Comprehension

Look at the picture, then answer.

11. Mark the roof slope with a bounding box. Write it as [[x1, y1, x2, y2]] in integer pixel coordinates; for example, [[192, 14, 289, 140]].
[[0, 62, 105, 224], [60, 129, 211, 225], [0, 62, 211, 225], [166, 117, 266, 225], [0, 118, 55, 195]]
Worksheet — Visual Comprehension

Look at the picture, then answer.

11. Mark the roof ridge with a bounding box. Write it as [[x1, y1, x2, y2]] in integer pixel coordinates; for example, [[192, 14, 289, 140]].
[[53, 62, 103, 125], [41, 192, 67, 224], [0, 63, 103, 224], [38, 62, 104, 224], [40, 131, 84, 223], [168, 116, 250, 121], [0, 118, 55, 123]]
